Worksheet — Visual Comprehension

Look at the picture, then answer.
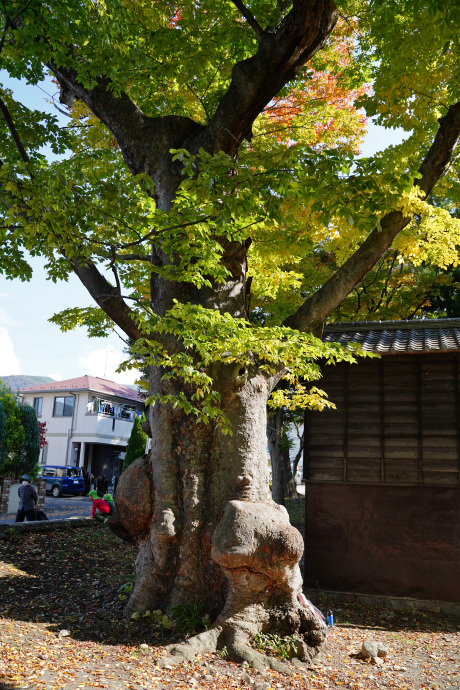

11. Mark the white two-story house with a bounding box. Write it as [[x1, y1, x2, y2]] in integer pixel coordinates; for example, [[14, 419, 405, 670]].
[[19, 375, 146, 482]]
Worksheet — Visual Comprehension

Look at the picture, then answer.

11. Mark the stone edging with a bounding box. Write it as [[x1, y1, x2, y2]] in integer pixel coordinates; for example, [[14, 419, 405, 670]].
[[305, 588, 460, 619], [0, 517, 99, 536]]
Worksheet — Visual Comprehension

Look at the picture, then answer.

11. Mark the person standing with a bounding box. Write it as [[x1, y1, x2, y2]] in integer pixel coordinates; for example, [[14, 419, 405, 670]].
[[83, 470, 91, 495], [96, 476, 104, 495], [15, 475, 38, 522]]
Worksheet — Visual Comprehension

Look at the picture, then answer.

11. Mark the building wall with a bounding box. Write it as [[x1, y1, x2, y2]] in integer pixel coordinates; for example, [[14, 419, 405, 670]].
[[305, 353, 460, 485], [304, 352, 460, 602], [304, 482, 460, 602], [22, 390, 142, 467], [43, 435, 69, 466]]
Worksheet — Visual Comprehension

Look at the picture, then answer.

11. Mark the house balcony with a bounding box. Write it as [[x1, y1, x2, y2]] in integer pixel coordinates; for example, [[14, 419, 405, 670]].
[[79, 412, 137, 439]]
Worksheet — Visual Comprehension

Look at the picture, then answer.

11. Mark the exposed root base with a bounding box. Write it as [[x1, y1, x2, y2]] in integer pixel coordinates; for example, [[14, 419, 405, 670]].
[[157, 634, 313, 674], [156, 610, 326, 674], [157, 628, 221, 669]]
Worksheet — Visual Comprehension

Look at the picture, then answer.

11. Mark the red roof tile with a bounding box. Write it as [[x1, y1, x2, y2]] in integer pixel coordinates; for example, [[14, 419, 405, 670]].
[[19, 375, 144, 403]]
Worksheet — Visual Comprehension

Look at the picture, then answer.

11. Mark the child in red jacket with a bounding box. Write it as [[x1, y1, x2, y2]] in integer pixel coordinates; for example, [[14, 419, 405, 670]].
[[88, 489, 110, 519]]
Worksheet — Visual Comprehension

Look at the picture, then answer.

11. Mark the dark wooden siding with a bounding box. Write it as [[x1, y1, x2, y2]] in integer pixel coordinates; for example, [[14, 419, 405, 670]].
[[305, 353, 460, 485], [304, 483, 460, 602]]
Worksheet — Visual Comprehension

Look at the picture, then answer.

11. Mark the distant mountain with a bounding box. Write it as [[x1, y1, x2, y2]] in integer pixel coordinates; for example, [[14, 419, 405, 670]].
[[0, 375, 54, 392]]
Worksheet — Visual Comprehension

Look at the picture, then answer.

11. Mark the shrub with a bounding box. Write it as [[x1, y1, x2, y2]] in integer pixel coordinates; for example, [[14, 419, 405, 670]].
[[18, 404, 41, 477], [0, 383, 26, 477], [0, 383, 40, 478], [123, 416, 147, 471], [0, 400, 6, 463]]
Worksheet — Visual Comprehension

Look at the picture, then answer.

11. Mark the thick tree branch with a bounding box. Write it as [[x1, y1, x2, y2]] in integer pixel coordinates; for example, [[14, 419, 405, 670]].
[[285, 100, 460, 335], [230, 0, 266, 42], [69, 258, 143, 341], [44, 0, 337, 165], [10, 0, 337, 197], [188, 0, 338, 155], [0, 95, 31, 166], [8, 0, 336, 322], [46, 63, 201, 199], [115, 253, 152, 262]]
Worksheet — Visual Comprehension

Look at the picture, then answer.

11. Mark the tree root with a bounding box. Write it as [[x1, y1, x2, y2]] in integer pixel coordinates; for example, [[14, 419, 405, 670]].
[[115, 494, 327, 673], [156, 602, 326, 673], [156, 625, 316, 673], [156, 627, 221, 668], [217, 626, 291, 673]]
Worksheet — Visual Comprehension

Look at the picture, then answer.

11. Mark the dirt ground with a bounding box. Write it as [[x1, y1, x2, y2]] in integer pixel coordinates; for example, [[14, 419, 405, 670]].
[[0, 524, 459, 690]]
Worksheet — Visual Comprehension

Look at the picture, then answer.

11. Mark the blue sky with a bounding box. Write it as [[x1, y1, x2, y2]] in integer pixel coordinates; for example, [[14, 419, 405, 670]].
[[0, 74, 140, 383], [0, 74, 407, 383]]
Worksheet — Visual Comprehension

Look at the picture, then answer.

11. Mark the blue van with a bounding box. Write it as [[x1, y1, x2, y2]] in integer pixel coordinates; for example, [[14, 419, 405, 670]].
[[37, 465, 85, 497]]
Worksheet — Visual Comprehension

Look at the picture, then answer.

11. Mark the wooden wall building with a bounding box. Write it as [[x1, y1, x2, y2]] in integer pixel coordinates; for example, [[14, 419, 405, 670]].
[[304, 319, 460, 603]]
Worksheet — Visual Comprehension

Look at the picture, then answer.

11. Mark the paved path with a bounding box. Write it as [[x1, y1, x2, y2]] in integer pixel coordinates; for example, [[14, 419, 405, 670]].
[[1, 484, 304, 524], [0, 494, 93, 524]]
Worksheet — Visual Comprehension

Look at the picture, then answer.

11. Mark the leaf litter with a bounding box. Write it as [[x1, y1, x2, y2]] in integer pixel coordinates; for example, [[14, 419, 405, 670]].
[[0, 526, 459, 690]]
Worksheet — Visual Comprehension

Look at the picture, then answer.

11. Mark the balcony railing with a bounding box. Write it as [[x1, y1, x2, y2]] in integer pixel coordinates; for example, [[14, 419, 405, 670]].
[[86, 399, 142, 422]]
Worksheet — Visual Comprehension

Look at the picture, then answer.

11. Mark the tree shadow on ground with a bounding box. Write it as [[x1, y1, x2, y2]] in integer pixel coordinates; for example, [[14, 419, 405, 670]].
[[307, 592, 460, 635], [0, 525, 459, 651], [0, 526, 183, 647]]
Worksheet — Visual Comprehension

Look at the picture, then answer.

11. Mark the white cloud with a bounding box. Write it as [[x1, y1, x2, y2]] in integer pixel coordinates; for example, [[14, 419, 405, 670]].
[[0, 327, 21, 375], [0, 292, 21, 328], [48, 373, 62, 381], [78, 345, 139, 385], [0, 306, 20, 328]]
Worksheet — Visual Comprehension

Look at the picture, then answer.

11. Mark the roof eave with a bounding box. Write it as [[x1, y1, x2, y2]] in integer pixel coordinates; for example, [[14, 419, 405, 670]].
[[19, 385, 143, 403]]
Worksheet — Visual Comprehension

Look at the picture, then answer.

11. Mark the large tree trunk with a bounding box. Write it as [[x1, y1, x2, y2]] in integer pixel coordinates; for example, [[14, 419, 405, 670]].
[[111, 361, 326, 669]]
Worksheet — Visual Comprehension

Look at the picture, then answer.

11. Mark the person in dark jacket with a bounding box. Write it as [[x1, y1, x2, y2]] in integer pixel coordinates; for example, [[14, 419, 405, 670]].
[[15, 475, 38, 522], [83, 470, 91, 495], [96, 475, 104, 494]]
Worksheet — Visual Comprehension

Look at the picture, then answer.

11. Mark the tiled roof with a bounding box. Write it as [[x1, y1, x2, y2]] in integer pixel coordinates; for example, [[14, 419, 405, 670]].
[[19, 375, 144, 403], [323, 318, 460, 354]]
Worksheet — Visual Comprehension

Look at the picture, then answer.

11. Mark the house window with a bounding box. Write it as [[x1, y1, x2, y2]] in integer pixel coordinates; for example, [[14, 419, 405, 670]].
[[53, 396, 74, 417], [33, 397, 43, 416]]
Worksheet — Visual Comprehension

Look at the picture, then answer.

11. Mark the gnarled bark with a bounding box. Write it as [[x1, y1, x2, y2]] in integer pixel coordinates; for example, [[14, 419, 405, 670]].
[[110, 365, 326, 666]]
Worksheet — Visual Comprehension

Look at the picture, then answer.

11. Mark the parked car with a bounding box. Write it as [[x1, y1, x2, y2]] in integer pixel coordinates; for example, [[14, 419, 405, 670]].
[[37, 465, 85, 497]]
